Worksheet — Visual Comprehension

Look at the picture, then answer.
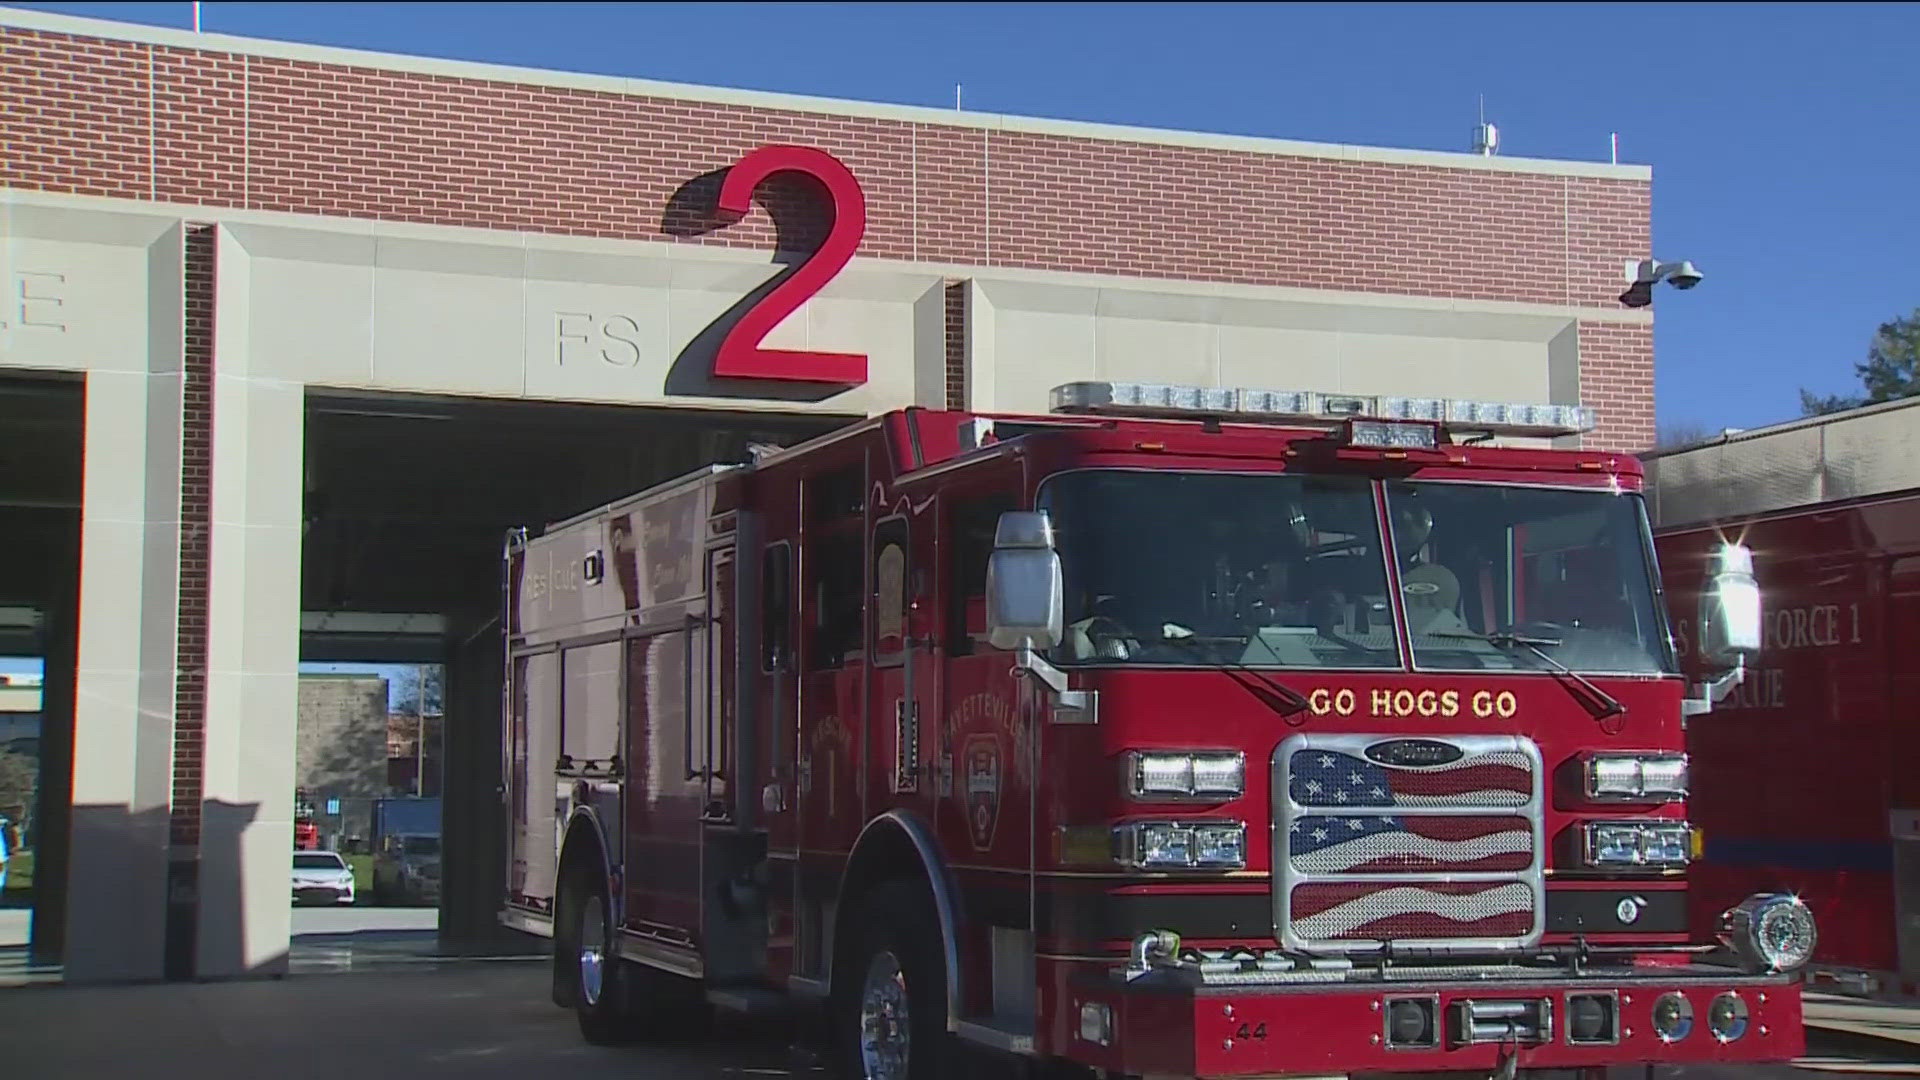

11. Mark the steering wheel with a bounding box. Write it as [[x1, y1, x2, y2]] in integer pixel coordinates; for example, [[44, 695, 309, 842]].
[[1080, 615, 1140, 660]]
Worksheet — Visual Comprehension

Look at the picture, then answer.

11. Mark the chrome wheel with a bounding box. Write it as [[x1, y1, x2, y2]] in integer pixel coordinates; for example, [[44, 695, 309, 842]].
[[858, 949, 911, 1080], [579, 893, 606, 1007]]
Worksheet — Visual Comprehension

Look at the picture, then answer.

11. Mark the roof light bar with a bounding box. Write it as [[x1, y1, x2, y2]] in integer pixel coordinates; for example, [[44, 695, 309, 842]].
[[1049, 381, 1596, 438]]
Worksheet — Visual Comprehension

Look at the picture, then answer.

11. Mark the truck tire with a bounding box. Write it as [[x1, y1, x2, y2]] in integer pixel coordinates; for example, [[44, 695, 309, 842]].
[[836, 879, 954, 1080], [560, 865, 633, 1045]]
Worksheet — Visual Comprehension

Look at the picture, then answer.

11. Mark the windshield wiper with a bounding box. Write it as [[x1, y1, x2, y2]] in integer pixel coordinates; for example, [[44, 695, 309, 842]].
[[1158, 627, 1312, 716], [1433, 631, 1626, 723]]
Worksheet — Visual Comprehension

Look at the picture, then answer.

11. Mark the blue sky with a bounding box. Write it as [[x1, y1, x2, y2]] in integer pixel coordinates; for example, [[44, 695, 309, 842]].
[[14, 2, 1919, 434]]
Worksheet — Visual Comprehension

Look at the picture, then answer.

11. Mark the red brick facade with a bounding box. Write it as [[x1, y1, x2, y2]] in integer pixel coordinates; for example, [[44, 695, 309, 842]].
[[170, 223, 215, 851], [1, 25, 1652, 435]]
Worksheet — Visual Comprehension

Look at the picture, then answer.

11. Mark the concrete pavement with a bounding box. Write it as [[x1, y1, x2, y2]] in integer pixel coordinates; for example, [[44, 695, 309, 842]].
[[4, 958, 1920, 1079], [4, 961, 822, 1080]]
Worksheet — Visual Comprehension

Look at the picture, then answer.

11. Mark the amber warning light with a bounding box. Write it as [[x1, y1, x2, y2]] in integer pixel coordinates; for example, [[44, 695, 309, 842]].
[[1048, 381, 1596, 441]]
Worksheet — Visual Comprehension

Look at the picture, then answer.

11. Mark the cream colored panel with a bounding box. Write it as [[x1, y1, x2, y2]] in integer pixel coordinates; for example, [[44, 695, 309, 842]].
[[1216, 325, 1342, 388], [60, 221, 183, 983], [975, 274, 1580, 416], [0, 235, 154, 374], [198, 239, 305, 978], [989, 308, 1097, 414], [1329, 334, 1457, 399], [964, 280, 997, 413], [523, 281, 672, 403], [911, 282, 948, 409], [371, 241, 526, 396], [1096, 317, 1215, 387], [1456, 339, 1554, 403], [246, 257, 374, 385]]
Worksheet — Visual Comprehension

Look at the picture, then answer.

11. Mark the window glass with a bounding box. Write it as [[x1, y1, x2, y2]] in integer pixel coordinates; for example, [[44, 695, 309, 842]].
[[1383, 481, 1675, 674], [762, 542, 791, 672], [946, 493, 1017, 655], [1040, 470, 1398, 669]]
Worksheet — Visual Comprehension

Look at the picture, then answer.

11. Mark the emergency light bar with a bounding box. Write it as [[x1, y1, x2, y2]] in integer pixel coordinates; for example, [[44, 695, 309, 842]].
[[1048, 381, 1597, 439]]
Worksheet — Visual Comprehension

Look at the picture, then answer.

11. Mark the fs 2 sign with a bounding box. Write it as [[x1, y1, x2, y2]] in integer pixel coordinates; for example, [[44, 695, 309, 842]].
[[709, 144, 870, 386]]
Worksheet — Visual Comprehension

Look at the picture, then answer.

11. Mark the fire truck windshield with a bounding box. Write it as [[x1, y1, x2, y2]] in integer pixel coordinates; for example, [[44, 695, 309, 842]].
[[1039, 470, 1401, 669], [1383, 480, 1677, 675]]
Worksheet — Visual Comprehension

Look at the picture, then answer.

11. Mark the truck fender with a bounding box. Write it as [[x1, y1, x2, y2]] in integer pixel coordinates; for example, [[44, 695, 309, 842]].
[[552, 805, 616, 1008], [560, 804, 616, 899], [833, 809, 964, 1033]]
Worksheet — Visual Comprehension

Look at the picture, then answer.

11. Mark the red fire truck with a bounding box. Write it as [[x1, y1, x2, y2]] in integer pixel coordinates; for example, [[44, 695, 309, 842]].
[[1649, 396, 1920, 1000], [502, 381, 1813, 1078]]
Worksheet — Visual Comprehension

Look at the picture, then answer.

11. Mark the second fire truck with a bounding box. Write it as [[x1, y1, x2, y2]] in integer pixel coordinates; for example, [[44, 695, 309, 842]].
[[501, 382, 1814, 1078]]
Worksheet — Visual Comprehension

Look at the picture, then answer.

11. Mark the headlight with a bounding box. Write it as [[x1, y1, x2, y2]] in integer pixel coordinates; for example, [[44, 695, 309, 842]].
[[1651, 992, 1693, 1042], [1124, 750, 1245, 801], [1113, 820, 1246, 869], [1719, 892, 1817, 973], [1707, 993, 1749, 1043], [1581, 821, 1691, 869], [1584, 753, 1688, 802]]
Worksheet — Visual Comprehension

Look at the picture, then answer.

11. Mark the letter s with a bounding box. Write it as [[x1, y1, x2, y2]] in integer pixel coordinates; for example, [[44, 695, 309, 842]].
[[599, 314, 643, 367]]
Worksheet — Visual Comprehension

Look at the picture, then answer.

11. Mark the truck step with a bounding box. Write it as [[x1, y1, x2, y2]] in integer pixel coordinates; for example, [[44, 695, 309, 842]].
[[706, 986, 793, 1016], [954, 1016, 1035, 1055]]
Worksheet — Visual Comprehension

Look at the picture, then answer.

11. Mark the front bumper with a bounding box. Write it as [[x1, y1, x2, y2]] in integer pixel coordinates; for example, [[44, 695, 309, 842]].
[[1063, 963, 1802, 1078], [293, 885, 354, 905]]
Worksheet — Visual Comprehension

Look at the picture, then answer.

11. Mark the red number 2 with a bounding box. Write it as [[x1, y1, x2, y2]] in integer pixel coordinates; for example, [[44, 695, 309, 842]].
[[711, 145, 868, 384]]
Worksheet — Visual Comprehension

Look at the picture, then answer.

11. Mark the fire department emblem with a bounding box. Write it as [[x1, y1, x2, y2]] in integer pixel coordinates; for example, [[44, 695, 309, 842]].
[[964, 734, 1002, 851]]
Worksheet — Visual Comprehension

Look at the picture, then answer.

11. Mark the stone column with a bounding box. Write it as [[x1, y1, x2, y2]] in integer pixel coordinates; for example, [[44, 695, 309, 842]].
[[59, 220, 188, 983], [191, 225, 304, 977]]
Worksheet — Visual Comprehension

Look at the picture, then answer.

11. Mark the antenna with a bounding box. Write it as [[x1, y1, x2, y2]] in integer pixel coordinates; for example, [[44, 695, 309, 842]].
[[1610, 131, 1619, 165], [1471, 94, 1498, 156], [955, 83, 962, 111]]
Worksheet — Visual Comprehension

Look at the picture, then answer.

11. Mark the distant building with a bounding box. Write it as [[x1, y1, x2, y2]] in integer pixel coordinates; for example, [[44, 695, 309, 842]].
[[0, 679, 41, 762], [295, 674, 390, 842]]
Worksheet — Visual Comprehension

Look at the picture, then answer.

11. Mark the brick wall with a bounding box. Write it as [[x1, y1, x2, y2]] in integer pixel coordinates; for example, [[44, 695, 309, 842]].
[[169, 222, 215, 852], [0, 25, 1653, 448], [1579, 321, 1656, 454], [943, 282, 967, 410]]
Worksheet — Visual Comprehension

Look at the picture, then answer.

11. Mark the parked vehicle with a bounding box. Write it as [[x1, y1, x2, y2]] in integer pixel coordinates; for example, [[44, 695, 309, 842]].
[[504, 383, 1810, 1076], [1649, 396, 1920, 999], [373, 832, 441, 906], [291, 850, 355, 906], [369, 797, 441, 906]]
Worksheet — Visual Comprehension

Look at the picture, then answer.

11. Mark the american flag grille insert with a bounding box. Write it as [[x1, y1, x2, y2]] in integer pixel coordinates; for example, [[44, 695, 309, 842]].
[[1274, 734, 1544, 953]]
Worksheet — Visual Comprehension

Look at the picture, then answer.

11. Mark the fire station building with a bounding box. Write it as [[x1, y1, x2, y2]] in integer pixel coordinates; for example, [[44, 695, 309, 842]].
[[0, 6, 1654, 982]]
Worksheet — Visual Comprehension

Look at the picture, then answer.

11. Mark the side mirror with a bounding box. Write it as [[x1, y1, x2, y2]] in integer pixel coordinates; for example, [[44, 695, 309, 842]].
[[1698, 542, 1760, 669], [986, 510, 1064, 652]]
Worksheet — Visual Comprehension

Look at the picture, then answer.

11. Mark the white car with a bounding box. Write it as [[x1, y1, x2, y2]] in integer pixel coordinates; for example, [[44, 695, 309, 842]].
[[291, 850, 356, 906]]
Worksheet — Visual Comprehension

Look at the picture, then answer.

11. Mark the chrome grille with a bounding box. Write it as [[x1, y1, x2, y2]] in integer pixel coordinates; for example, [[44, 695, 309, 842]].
[[1274, 734, 1545, 953]]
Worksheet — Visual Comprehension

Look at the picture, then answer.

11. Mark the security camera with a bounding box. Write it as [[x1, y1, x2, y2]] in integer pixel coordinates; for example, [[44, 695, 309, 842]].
[[1621, 258, 1704, 305]]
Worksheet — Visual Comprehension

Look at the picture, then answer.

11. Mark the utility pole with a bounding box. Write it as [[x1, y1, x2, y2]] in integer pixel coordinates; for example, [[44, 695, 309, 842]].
[[415, 664, 426, 796]]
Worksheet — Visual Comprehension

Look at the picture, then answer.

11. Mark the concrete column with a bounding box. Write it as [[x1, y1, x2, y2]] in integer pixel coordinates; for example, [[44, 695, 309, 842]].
[[194, 226, 303, 977], [963, 279, 996, 412], [62, 226, 187, 983]]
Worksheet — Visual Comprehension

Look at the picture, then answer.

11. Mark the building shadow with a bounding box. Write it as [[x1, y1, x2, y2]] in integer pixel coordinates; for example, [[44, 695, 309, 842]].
[[659, 165, 852, 403]]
